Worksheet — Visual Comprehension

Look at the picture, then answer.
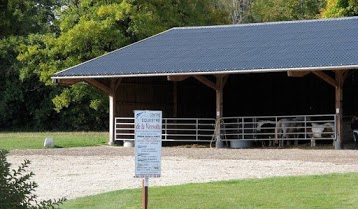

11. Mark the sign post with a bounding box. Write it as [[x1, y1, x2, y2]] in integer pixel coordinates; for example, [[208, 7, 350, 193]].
[[134, 110, 162, 209]]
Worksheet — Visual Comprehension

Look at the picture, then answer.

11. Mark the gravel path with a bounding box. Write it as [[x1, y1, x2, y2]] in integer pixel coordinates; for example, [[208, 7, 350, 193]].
[[8, 146, 358, 201]]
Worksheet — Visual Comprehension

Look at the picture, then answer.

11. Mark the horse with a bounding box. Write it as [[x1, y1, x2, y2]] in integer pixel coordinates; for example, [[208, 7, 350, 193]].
[[307, 122, 335, 146], [256, 120, 276, 146], [276, 117, 306, 147]]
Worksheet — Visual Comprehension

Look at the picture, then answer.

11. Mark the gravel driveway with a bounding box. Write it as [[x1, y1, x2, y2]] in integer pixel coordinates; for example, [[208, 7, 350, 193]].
[[8, 146, 358, 201]]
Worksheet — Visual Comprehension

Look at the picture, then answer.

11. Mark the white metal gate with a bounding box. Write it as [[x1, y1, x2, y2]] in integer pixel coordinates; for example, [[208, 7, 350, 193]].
[[115, 114, 336, 145], [220, 114, 336, 143], [115, 117, 215, 142]]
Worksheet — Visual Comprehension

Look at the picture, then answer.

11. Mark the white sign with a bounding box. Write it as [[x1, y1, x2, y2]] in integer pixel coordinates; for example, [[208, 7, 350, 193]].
[[134, 110, 162, 178]]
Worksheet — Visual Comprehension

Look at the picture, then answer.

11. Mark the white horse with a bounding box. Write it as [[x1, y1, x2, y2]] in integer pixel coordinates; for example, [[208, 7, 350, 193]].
[[276, 117, 306, 146], [308, 122, 335, 147]]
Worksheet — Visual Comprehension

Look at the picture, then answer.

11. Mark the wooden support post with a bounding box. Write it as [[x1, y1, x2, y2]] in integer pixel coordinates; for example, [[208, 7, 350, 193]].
[[173, 81, 178, 117], [109, 94, 115, 145], [190, 74, 229, 148], [335, 71, 344, 149], [311, 70, 348, 149], [215, 75, 225, 149], [109, 78, 122, 145]]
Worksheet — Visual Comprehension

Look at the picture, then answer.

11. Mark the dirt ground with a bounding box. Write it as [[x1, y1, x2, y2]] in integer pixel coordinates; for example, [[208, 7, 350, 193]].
[[8, 146, 358, 200]]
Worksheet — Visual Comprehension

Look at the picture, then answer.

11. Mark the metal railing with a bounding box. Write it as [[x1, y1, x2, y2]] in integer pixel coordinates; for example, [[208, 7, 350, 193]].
[[115, 117, 215, 142], [220, 114, 336, 142], [115, 114, 336, 144]]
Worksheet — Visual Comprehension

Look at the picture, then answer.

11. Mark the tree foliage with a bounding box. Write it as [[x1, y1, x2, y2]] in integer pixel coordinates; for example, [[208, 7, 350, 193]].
[[16, 0, 230, 125], [219, 0, 326, 23], [0, 0, 57, 36], [0, 0, 356, 131], [218, 0, 254, 24], [252, 0, 324, 22], [0, 0, 63, 131], [0, 149, 66, 209], [0, 0, 229, 131], [321, 0, 358, 17], [18, 0, 229, 84]]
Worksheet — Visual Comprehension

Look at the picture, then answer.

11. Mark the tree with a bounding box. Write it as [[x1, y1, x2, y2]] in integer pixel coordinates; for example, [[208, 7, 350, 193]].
[[218, 0, 324, 24], [0, 0, 62, 131], [321, 0, 358, 17], [251, 0, 324, 22], [218, 0, 254, 24], [0, 149, 66, 209], [17, 0, 230, 119], [0, 0, 229, 131], [0, 0, 57, 36]]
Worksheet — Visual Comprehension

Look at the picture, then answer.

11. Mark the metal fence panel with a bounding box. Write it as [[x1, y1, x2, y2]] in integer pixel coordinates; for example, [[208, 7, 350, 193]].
[[221, 114, 336, 143], [115, 117, 215, 142], [115, 114, 336, 144]]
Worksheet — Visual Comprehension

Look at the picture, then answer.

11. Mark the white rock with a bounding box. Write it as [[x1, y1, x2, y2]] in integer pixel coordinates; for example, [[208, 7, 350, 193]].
[[123, 140, 134, 147], [44, 138, 54, 148]]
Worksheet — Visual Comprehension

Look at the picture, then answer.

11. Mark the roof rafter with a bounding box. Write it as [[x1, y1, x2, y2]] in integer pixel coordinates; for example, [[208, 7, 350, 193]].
[[84, 79, 112, 95], [312, 71, 337, 88], [193, 75, 217, 91], [53, 78, 83, 85], [287, 71, 311, 77], [167, 75, 191, 81]]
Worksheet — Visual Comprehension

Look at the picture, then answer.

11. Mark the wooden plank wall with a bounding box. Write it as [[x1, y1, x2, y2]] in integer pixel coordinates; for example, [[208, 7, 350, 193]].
[[114, 76, 216, 118], [115, 77, 174, 117]]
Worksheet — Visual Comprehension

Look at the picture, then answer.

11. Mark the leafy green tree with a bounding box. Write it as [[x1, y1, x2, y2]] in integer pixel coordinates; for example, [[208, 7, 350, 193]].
[[0, 149, 66, 209], [0, 0, 61, 130], [0, 0, 57, 36], [321, 0, 358, 17], [0, 0, 229, 131], [218, 0, 324, 24], [252, 0, 324, 22], [17, 0, 229, 116]]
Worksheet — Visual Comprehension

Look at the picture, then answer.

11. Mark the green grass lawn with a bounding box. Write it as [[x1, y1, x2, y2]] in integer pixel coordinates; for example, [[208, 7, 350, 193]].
[[62, 173, 358, 209], [0, 132, 108, 150]]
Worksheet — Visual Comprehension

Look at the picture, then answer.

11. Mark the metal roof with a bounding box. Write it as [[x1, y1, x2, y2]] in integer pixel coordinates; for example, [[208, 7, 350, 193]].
[[53, 17, 358, 79]]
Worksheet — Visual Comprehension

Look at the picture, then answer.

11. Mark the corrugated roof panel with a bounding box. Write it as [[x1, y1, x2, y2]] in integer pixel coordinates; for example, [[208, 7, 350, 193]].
[[53, 17, 358, 78]]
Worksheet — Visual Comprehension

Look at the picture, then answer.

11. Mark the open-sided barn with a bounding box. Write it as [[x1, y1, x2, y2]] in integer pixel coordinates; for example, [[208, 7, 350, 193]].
[[52, 17, 358, 149]]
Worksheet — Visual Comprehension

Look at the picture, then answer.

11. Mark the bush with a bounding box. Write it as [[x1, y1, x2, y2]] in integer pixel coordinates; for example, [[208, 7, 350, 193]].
[[0, 149, 66, 209]]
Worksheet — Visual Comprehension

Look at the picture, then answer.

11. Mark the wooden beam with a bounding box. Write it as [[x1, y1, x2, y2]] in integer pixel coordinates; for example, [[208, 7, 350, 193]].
[[215, 75, 228, 115], [215, 75, 224, 148], [108, 78, 122, 145], [312, 71, 338, 88], [335, 71, 344, 149], [193, 75, 217, 91], [167, 75, 191, 81], [53, 79, 82, 85], [287, 71, 311, 77], [221, 74, 230, 87], [342, 70, 350, 85], [84, 79, 112, 95], [173, 81, 178, 118], [109, 95, 115, 145], [114, 78, 122, 92]]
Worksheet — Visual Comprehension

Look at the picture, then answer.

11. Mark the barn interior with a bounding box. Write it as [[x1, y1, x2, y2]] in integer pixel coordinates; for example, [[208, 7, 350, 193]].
[[113, 71, 358, 147], [116, 72, 358, 118]]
